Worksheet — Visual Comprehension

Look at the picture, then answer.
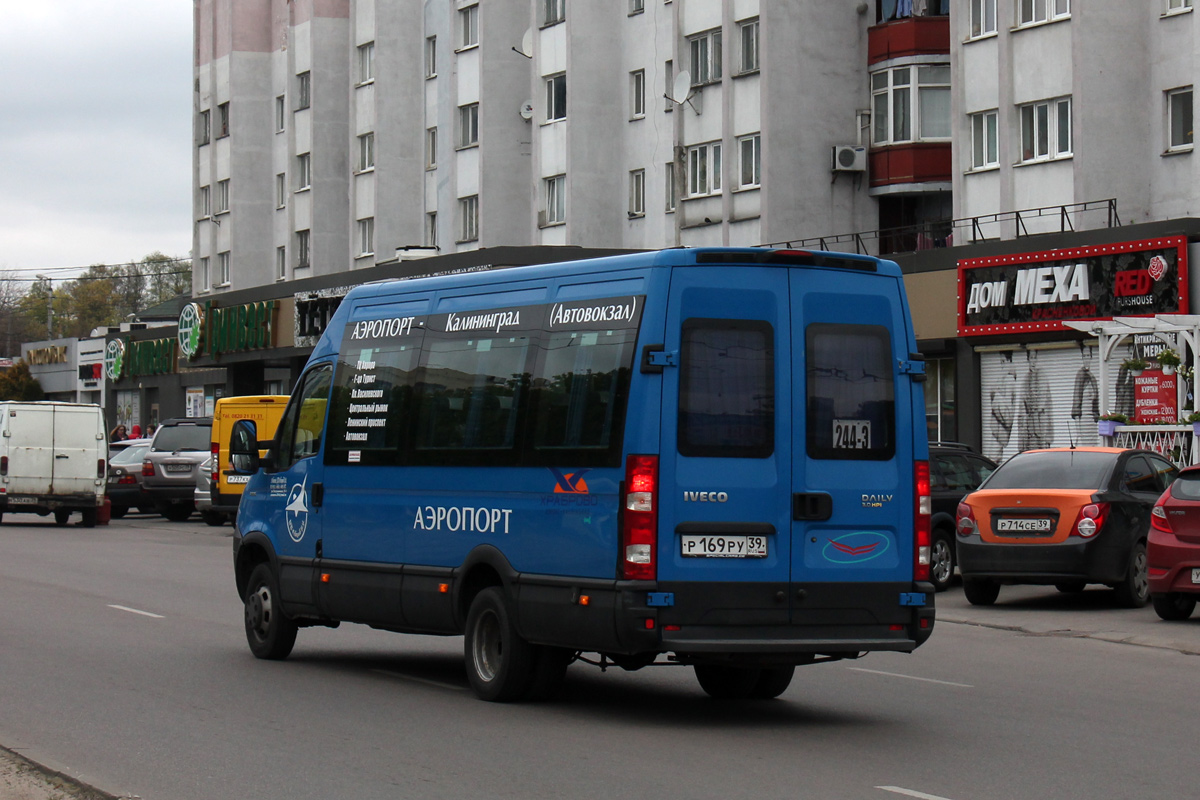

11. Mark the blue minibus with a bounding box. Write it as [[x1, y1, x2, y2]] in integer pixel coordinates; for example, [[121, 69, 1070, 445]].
[[230, 247, 935, 701]]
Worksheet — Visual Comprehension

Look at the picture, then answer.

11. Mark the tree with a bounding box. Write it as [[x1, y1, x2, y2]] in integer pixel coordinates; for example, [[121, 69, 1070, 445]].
[[0, 360, 45, 401]]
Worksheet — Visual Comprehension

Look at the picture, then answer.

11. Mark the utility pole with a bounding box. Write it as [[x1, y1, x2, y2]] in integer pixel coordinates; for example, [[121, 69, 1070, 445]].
[[35, 274, 52, 339]]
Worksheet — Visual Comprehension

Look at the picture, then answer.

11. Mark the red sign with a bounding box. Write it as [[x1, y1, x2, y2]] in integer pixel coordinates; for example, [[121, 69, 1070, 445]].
[[1134, 369, 1178, 424]]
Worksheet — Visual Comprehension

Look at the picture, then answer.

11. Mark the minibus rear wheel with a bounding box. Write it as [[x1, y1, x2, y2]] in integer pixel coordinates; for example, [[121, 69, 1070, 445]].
[[464, 587, 536, 702], [694, 665, 762, 699]]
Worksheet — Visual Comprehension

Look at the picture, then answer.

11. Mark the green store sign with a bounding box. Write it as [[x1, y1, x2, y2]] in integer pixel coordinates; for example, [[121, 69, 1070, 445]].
[[104, 336, 177, 380], [178, 299, 278, 361]]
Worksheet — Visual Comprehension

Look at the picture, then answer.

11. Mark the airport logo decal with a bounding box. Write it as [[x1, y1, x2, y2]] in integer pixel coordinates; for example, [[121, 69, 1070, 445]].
[[285, 479, 310, 542], [550, 469, 591, 494], [823, 531, 890, 564]]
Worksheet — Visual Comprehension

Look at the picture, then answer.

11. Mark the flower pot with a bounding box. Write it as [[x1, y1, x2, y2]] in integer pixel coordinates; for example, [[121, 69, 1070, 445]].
[[1192, 422, 1200, 437], [1130, 368, 1144, 377], [1098, 420, 1119, 437], [1163, 365, 1177, 376]]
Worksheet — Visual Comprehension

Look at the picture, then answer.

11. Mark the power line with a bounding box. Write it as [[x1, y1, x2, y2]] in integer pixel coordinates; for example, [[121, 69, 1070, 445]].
[[0, 257, 192, 278]]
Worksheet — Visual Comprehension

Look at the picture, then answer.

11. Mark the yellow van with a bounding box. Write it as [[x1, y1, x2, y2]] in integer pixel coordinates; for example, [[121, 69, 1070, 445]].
[[209, 395, 289, 521]]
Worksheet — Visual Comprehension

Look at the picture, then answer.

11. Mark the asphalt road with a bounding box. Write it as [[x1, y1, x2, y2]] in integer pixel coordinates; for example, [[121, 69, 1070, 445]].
[[1, 514, 1198, 800]]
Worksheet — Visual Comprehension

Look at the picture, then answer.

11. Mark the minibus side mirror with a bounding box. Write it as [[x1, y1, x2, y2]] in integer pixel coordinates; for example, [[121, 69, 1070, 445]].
[[229, 419, 261, 474]]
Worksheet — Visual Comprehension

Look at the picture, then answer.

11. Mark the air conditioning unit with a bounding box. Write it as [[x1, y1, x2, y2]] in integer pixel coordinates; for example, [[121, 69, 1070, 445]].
[[831, 145, 867, 172]]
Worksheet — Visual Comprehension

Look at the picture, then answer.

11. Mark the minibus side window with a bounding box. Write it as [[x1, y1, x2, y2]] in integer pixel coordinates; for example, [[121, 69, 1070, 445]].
[[678, 319, 775, 459], [806, 323, 895, 461], [274, 364, 332, 471], [326, 337, 422, 467]]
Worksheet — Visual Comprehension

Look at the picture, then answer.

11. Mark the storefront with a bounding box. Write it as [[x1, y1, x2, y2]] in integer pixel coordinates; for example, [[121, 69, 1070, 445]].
[[21, 338, 106, 407]]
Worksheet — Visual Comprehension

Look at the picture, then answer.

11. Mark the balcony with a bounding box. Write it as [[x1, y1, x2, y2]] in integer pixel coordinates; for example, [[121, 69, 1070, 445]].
[[868, 8, 950, 65]]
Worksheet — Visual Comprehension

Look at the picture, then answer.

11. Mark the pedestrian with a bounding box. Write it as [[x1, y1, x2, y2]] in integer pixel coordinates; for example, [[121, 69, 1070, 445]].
[[110, 424, 128, 443], [145, 424, 157, 439], [130, 424, 142, 439]]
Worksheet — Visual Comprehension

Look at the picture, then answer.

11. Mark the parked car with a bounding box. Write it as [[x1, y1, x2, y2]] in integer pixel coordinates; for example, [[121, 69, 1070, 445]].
[[955, 447, 1178, 608], [142, 417, 213, 522], [928, 442, 997, 592], [194, 455, 227, 527], [106, 438, 153, 518], [1148, 465, 1200, 620]]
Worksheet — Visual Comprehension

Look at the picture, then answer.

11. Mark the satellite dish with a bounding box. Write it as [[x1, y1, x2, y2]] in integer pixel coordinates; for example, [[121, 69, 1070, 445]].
[[521, 28, 533, 57], [519, 101, 534, 121], [671, 71, 692, 105]]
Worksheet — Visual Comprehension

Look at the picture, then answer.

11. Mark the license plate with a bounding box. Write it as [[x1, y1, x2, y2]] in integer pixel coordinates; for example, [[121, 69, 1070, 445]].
[[997, 517, 1052, 532], [165, 464, 192, 473], [1192, 568, 1200, 585], [680, 534, 768, 558], [7, 496, 36, 505], [833, 419, 871, 450], [225, 475, 250, 484]]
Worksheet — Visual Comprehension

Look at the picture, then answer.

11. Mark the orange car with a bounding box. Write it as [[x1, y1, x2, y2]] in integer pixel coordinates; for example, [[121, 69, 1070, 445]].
[[954, 447, 1178, 608]]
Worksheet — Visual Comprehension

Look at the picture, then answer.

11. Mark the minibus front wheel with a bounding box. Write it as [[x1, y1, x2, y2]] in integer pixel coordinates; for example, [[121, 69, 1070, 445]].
[[464, 587, 536, 702], [244, 564, 298, 660]]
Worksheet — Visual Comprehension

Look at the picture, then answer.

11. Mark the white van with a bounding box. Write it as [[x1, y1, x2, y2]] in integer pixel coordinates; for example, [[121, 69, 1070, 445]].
[[0, 402, 108, 527]]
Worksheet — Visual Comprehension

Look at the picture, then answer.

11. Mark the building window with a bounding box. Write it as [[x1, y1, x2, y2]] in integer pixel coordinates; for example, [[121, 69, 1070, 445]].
[[1168, 0, 1193, 10], [665, 162, 676, 212], [358, 42, 375, 84], [296, 71, 311, 110], [872, 65, 950, 145], [276, 173, 286, 208], [276, 246, 287, 280], [275, 96, 285, 132], [630, 0, 645, 13], [459, 195, 479, 242], [544, 175, 565, 225], [426, 127, 438, 168], [970, 110, 999, 169], [543, 0, 565, 25], [686, 141, 722, 197], [925, 358, 957, 442], [358, 132, 375, 172], [425, 36, 437, 77], [1019, 97, 1071, 161], [737, 133, 761, 188], [459, 103, 479, 147], [1018, 0, 1069, 25], [426, 211, 438, 248], [297, 153, 312, 190], [198, 109, 210, 146], [217, 102, 230, 138], [460, 4, 478, 49], [629, 169, 645, 216], [630, 70, 645, 119], [200, 185, 211, 218], [664, 59, 673, 111], [738, 19, 759, 73], [216, 179, 230, 213], [199, 257, 210, 289], [1169, 87, 1193, 150], [689, 29, 722, 85], [218, 251, 230, 286], [357, 217, 375, 256], [545, 74, 567, 122], [970, 0, 997, 37], [297, 230, 311, 268]]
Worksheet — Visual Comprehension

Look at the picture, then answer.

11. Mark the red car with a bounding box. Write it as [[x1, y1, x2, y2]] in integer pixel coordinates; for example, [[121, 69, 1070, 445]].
[[1149, 465, 1200, 620]]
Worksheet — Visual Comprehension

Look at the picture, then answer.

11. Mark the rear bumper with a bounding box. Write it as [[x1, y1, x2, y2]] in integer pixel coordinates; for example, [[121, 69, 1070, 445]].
[[107, 486, 149, 507], [957, 532, 1129, 584], [143, 484, 196, 505], [1, 493, 102, 511], [1148, 529, 1200, 595]]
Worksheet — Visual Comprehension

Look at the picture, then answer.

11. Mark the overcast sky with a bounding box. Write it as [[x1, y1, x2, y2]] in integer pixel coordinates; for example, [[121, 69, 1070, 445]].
[[0, 1, 194, 288]]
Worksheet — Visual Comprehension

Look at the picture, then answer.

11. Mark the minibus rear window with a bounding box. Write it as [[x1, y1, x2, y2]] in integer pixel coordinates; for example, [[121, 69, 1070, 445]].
[[806, 323, 895, 461], [678, 319, 775, 459]]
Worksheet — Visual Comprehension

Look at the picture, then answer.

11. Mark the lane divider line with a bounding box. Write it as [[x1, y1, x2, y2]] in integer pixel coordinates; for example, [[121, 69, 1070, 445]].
[[848, 667, 973, 688], [877, 786, 957, 800], [370, 669, 469, 692], [107, 604, 164, 619]]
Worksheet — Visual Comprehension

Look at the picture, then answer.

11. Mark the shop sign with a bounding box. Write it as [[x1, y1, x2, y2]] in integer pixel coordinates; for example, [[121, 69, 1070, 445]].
[[105, 337, 177, 380], [26, 345, 69, 365], [104, 339, 126, 381], [180, 299, 278, 361], [958, 237, 1188, 336], [295, 287, 351, 348]]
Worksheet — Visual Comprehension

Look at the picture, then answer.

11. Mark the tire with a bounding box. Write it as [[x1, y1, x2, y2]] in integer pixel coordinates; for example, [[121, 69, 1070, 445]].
[[201, 510, 226, 527], [929, 530, 955, 592], [54, 510, 70, 526], [749, 666, 796, 699], [244, 563, 298, 660], [80, 508, 97, 528], [1055, 581, 1087, 593], [162, 503, 194, 522], [963, 577, 1000, 606], [464, 587, 536, 702], [1152, 592, 1197, 621], [694, 665, 762, 699], [109, 505, 128, 519], [1113, 541, 1150, 609], [523, 646, 573, 701]]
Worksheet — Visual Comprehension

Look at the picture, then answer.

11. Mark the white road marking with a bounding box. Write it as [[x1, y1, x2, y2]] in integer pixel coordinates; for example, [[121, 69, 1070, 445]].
[[848, 667, 973, 688], [877, 787, 957, 800], [107, 604, 164, 619], [370, 669, 469, 692]]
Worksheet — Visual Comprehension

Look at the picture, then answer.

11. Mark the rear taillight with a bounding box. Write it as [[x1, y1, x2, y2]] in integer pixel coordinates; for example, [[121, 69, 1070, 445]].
[[1151, 498, 1173, 534], [98, 459, 106, 478], [212, 441, 220, 484], [0, 455, 7, 476], [1072, 502, 1109, 538], [956, 502, 978, 536], [914, 461, 931, 582], [142, 460, 154, 477], [118, 475, 137, 485], [621, 454, 658, 581]]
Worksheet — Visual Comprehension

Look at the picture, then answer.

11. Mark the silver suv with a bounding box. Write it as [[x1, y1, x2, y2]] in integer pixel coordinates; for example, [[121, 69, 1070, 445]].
[[142, 417, 212, 522]]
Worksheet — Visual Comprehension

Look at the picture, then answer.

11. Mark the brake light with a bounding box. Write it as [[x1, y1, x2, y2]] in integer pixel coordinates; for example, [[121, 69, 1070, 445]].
[[1072, 503, 1109, 538], [98, 458, 106, 478], [956, 502, 978, 536], [622, 454, 658, 581], [212, 441, 220, 484], [118, 475, 137, 485], [1151, 499, 1173, 534], [915, 461, 931, 582], [0, 456, 6, 476], [142, 460, 154, 478]]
